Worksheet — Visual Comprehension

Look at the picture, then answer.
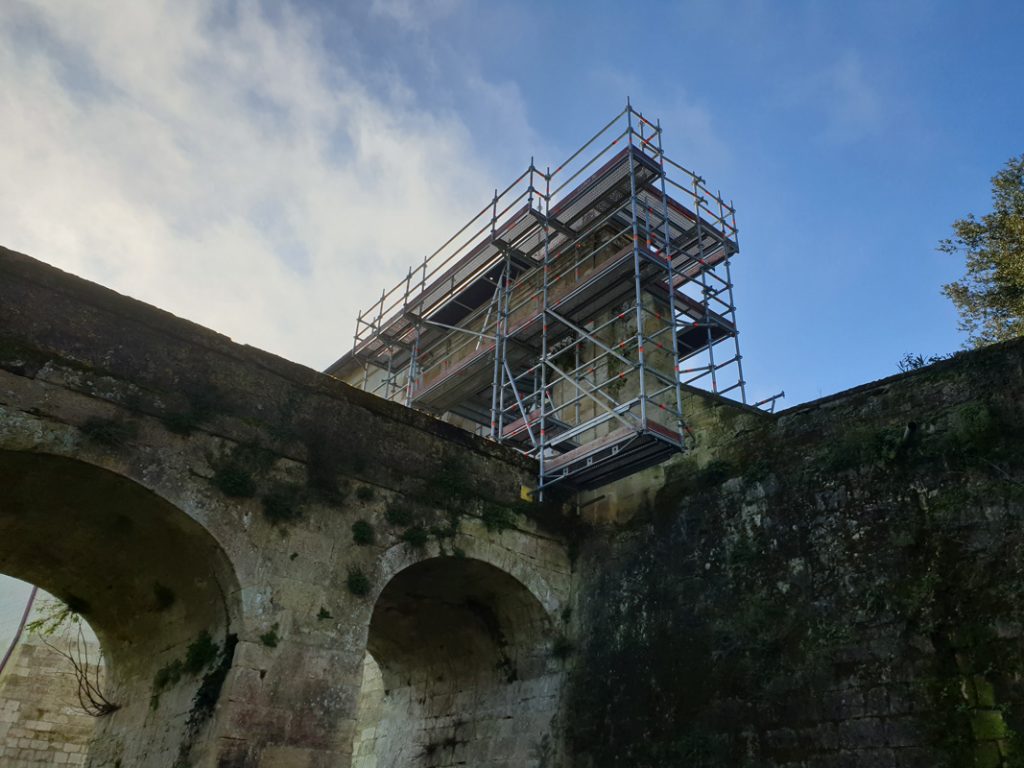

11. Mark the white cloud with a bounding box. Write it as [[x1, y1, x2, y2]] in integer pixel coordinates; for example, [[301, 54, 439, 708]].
[[0, 0, 532, 368]]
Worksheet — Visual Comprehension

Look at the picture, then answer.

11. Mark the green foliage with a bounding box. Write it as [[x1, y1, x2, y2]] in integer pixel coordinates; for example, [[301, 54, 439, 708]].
[[355, 485, 375, 502], [80, 417, 137, 448], [178, 633, 238, 763], [481, 503, 517, 532], [401, 525, 429, 550], [162, 388, 226, 435], [260, 624, 280, 648], [424, 456, 472, 505], [152, 659, 183, 695], [346, 567, 371, 597], [351, 519, 376, 545], [26, 598, 81, 638], [941, 154, 1024, 347], [151, 629, 222, 709], [183, 631, 220, 676], [209, 447, 259, 498], [317, 607, 332, 620], [946, 402, 997, 454], [898, 352, 952, 372], [261, 484, 304, 526], [384, 503, 415, 527]]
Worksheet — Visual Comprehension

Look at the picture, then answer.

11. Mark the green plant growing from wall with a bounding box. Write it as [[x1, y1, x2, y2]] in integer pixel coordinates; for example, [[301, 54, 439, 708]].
[[208, 446, 263, 498], [27, 597, 119, 717], [941, 153, 1024, 347], [401, 525, 429, 550], [150, 630, 223, 711], [384, 502, 415, 527], [80, 416, 137, 448], [481, 503, 517, 533], [351, 519, 375, 545], [347, 567, 371, 597], [259, 624, 280, 648], [261, 483, 304, 526]]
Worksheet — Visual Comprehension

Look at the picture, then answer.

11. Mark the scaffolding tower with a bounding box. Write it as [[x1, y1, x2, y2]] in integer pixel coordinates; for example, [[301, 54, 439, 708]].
[[327, 104, 746, 495]]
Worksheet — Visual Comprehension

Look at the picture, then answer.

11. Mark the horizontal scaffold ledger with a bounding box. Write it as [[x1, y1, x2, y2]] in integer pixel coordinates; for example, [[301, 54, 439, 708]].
[[327, 103, 747, 496]]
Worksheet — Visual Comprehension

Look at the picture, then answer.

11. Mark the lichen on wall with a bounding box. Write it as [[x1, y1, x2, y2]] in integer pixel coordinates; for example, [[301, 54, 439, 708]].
[[568, 339, 1024, 768]]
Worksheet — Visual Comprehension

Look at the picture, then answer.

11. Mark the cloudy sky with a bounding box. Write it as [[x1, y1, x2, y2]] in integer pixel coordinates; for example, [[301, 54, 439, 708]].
[[3, 0, 1023, 404]]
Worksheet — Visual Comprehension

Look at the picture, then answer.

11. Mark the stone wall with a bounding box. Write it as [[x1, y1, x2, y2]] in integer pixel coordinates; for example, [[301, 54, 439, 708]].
[[566, 338, 1024, 767], [0, 245, 573, 767], [0, 593, 101, 766], [7, 242, 1024, 767]]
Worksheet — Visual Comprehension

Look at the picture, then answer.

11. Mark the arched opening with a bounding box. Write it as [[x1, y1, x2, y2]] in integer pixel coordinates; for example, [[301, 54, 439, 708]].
[[352, 556, 561, 767], [0, 451, 241, 767]]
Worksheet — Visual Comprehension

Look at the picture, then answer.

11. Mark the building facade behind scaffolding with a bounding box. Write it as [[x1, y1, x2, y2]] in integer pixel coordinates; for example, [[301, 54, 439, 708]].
[[327, 104, 746, 495]]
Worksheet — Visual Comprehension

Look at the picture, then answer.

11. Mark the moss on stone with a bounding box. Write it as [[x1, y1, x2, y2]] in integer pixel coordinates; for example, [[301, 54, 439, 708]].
[[80, 416, 137, 448], [259, 624, 280, 648], [351, 519, 375, 545], [261, 483, 304, 526], [346, 567, 371, 597]]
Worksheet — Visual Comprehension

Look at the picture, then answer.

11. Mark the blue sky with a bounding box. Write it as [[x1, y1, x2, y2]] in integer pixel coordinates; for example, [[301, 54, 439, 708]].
[[1, 0, 1022, 409]]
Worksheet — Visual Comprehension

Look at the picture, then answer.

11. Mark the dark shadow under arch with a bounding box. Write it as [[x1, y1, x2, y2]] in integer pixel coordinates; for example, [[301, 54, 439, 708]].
[[0, 450, 241, 766], [353, 556, 561, 767]]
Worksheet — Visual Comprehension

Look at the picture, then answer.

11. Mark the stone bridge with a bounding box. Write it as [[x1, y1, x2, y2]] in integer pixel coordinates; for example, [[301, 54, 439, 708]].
[[0, 246, 573, 767], [7, 244, 1024, 768]]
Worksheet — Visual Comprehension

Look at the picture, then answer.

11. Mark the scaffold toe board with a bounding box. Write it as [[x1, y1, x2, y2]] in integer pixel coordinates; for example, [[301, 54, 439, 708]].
[[326, 103, 747, 497]]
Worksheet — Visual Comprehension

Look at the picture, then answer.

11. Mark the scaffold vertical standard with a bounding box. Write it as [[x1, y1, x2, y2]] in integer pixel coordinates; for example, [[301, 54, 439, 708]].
[[326, 103, 747, 495]]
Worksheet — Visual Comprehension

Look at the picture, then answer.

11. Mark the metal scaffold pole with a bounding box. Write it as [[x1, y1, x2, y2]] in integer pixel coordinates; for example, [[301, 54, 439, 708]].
[[329, 103, 755, 493], [627, 102, 648, 428], [654, 115, 686, 444]]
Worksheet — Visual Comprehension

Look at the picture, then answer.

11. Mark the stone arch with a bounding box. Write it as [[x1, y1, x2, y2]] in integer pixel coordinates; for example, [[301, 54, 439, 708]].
[[0, 450, 242, 767], [351, 554, 563, 767], [374, 534, 565, 618]]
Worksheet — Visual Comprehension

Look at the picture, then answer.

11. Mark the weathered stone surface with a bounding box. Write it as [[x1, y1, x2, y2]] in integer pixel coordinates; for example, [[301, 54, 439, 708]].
[[0, 246, 573, 767], [6, 243, 1024, 768], [567, 335, 1024, 767]]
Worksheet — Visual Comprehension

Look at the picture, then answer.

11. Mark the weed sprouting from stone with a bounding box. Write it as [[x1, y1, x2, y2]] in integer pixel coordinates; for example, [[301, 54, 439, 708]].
[[317, 607, 332, 620], [347, 567, 371, 597], [481, 503, 517, 533], [356, 485, 375, 502], [259, 624, 280, 648], [401, 525, 429, 550], [384, 502, 415, 527], [212, 464, 256, 498], [261, 484, 304, 526], [352, 519, 376, 545], [152, 660, 183, 704], [184, 631, 220, 675], [80, 417, 137, 448]]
